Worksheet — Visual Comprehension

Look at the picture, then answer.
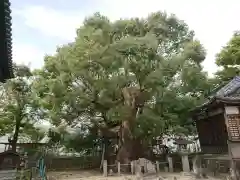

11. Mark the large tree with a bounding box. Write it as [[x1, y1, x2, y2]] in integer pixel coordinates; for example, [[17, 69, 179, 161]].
[[33, 12, 210, 164]]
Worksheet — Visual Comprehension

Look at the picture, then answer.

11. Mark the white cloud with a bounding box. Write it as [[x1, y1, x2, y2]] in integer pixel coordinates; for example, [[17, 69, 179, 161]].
[[99, 0, 240, 74], [14, 0, 240, 74], [14, 6, 83, 41], [11, 5, 85, 67], [12, 42, 45, 69]]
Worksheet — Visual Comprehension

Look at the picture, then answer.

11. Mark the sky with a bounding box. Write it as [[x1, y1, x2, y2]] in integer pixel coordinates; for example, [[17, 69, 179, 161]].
[[11, 0, 240, 75]]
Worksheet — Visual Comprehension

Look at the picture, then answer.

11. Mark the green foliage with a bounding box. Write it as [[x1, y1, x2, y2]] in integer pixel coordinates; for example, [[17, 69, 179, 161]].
[[32, 12, 210, 151], [2, 12, 239, 153], [0, 64, 42, 143], [216, 32, 240, 67], [215, 32, 240, 82]]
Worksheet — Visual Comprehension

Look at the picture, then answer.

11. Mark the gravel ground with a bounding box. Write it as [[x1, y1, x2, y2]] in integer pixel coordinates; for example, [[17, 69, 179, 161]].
[[47, 170, 227, 180]]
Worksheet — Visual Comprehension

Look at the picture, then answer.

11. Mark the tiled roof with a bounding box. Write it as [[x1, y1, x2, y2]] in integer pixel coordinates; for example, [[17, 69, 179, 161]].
[[191, 76, 240, 113], [216, 76, 240, 97]]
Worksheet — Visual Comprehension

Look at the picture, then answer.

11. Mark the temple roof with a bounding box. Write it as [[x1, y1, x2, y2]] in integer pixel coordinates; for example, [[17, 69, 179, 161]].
[[216, 76, 240, 97], [192, 76, 240, 113]]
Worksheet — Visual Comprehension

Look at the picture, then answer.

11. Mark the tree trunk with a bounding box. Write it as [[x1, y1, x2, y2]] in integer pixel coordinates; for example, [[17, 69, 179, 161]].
[[11, 118, 21, 152], [116, 87, 145, 171], [117, 120, 134, 162], [100, 139, 106, 171], [11, 139, 17, 152]]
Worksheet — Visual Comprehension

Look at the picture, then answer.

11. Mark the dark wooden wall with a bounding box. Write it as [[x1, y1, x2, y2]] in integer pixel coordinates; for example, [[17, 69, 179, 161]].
[[196, 113, 228, 154]]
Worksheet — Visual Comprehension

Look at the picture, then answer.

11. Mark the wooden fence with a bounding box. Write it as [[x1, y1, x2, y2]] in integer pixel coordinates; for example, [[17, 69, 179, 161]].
[[41, 153, 231, 174], [45, 156, 101, 171], [44, 154, 186, 172]]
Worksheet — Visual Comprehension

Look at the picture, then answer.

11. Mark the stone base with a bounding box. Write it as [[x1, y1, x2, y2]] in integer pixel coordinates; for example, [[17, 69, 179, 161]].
[[180, 172, 192, 176]]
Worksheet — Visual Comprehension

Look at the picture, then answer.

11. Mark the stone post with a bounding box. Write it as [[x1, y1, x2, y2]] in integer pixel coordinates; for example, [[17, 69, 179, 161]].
[[206, 159, 216, 176], [136, 160, 143, 178], [156, 161, 159, 173], [230, 160, 239, 180], [24, 152, 28, 169], [144, 159, 148, 173], [192, 154, 202, 178], [131, 161, 135, 174], [192, 155, 197, 173], [164, 166, 169, 172], [103, 160, 107, 177], [181, 153, 190, 172], [117, 162, 121, 176], [167, 156, 173, 172]]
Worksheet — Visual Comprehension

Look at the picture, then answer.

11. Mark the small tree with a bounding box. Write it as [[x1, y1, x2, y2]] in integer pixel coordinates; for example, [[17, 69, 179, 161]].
[[0, 64, 41, 152]]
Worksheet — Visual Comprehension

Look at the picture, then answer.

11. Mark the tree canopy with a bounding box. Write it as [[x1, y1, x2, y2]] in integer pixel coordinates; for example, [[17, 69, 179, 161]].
[[30, 12, 212, 154], [1, 11, 236, 156]]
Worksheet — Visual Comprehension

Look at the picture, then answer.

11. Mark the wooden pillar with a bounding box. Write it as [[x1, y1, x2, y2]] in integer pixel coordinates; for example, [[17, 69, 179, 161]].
[[224, 108, 240, 180]]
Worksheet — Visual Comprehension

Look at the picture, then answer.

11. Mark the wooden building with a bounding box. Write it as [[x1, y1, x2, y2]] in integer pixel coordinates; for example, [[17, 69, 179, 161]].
[[0, 151, 20, 170], [191, 76, 240, 159]]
